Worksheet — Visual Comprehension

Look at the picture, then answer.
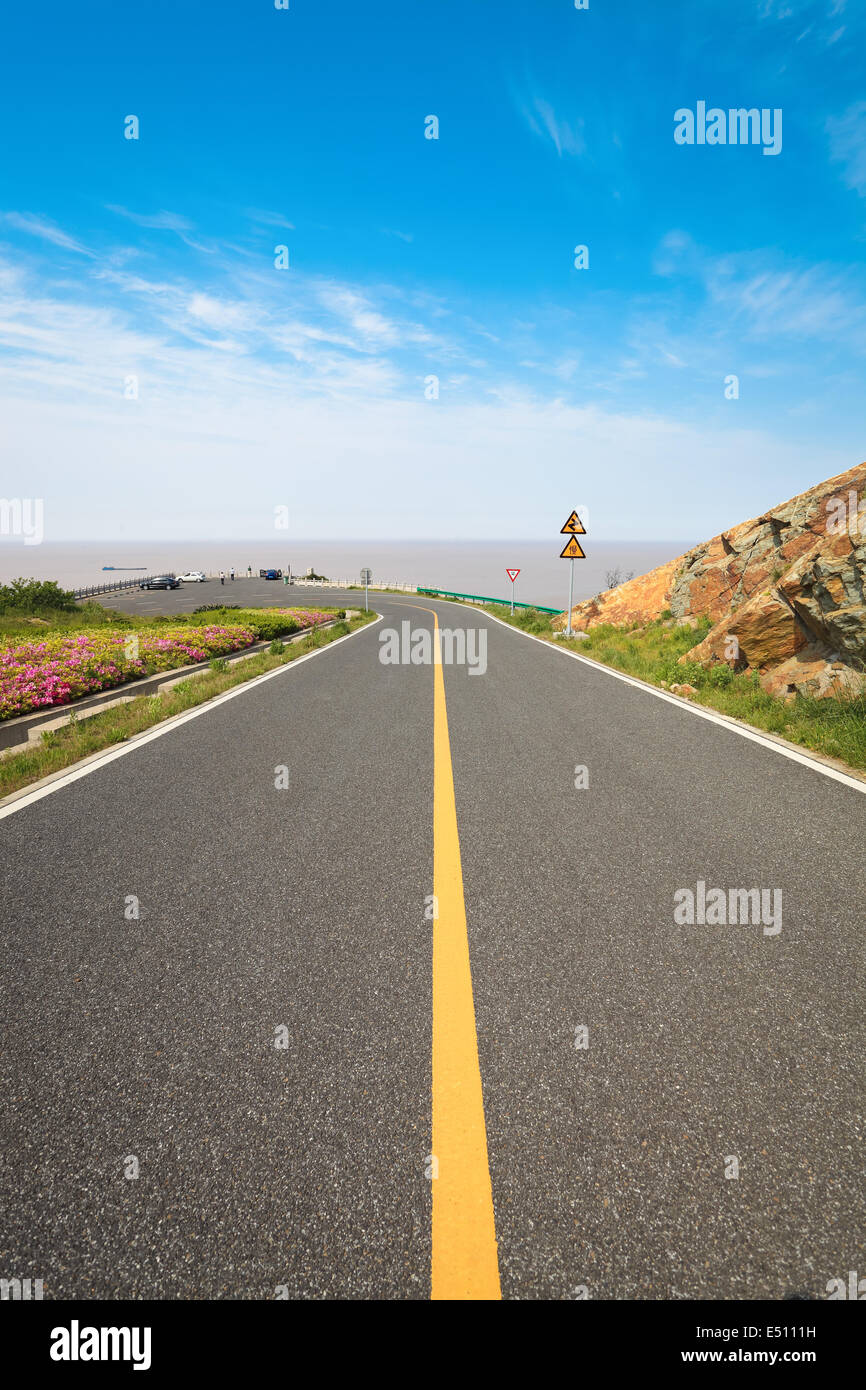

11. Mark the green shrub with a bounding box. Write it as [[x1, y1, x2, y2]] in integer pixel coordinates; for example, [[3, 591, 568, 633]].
[[209, 657, 228, 673], [190, 605, 299, 640], [705, 664, 735, 688], [0, 578, 77, 614], [269, 638, 286, 654], [244, 613, 299, 640], [674, 660, 705, 687], [495, 606, 553, 636]]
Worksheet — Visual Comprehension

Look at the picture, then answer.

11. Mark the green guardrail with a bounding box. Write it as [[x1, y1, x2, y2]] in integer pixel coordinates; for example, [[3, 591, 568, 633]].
[[417, 587, 561, 614]]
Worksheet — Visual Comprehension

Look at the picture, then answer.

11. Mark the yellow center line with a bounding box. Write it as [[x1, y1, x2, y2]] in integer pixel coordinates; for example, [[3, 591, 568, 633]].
[[408, 603, 500, 1301]]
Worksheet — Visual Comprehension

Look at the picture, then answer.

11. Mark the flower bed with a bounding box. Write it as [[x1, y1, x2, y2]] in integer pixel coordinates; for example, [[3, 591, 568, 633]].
[[0, 624, 256, 720], [273, 608, 333, 627], [189, 606, 337, 641]]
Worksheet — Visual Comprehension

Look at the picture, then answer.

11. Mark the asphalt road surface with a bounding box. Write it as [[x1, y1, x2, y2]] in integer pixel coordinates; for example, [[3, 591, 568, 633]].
[[1, 581, 863, 1300]]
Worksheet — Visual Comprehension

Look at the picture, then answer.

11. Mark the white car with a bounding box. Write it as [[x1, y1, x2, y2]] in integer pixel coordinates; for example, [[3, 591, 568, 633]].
[[178, 570, 207, 583]]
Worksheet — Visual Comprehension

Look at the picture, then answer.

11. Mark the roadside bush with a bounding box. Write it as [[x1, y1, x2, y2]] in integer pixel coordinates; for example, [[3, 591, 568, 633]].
[[483, 605, 553, 635], [190, 606, 301, 640], [673, 660, 705, 687], [705, 664, 735, 688], [248, 613, 299, 640], [0, 578, 77, 614]]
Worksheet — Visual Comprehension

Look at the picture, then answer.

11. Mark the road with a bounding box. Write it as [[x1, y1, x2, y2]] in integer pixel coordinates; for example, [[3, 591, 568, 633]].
[[1, 582, 863, 1300]]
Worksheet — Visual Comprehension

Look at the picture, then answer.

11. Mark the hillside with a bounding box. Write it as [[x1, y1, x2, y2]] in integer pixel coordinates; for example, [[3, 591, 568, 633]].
[[554, 463, 866, 699]]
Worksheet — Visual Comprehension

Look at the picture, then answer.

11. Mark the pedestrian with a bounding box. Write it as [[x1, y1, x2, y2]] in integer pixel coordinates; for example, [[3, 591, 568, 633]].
[[230, 567, 235, 581], [247, 565, 252, 578], [220, 570, 225, 586]]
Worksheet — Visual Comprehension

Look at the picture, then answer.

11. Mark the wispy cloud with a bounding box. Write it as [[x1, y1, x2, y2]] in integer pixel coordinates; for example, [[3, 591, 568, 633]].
[[245, 208, 295, 230], [759, 0, 846, 18], [105, 204, 215, 252], [826, 101, 866, 196], [316, 283, 433, 349], [2, 212, 93, 257], [522, 97, 586, 158], [106, 206, 194, 233], [652, 229, 866, 351], [0, 244, 457, 409], [0, 238, 856, 541]]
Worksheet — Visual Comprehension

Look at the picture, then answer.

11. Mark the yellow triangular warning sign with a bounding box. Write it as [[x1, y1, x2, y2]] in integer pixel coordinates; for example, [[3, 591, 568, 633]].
[[560, 511, 587, 535], [560, 536, 586, 559]]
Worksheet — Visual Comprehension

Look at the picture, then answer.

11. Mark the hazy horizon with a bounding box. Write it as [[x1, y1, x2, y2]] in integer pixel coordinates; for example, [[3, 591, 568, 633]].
[[0, 538, 693, 610]]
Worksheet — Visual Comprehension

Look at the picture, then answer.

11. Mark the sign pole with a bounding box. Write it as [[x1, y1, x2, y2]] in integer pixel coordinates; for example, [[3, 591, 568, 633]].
[[559, 511, 586, 637]]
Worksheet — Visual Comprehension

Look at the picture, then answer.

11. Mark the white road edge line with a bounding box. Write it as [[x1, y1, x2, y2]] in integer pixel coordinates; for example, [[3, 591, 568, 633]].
[[0, 616, 383, 820], [396, 597, 866, 797]]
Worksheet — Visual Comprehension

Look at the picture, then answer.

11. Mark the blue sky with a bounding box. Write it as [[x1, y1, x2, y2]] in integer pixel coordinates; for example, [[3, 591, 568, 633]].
[[0, 0, 864, 542]]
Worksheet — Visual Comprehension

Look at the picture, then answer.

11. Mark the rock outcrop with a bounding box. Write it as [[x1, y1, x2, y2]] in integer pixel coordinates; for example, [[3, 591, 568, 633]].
[[553, 463, 866, 699]]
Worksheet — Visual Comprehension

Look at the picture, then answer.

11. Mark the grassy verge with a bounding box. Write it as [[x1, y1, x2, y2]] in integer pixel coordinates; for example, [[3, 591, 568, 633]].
[[0, 600, 348, 641], [0, 612, 376, 799], [466, 602, 866, 774], [0, 600, 134, 639]]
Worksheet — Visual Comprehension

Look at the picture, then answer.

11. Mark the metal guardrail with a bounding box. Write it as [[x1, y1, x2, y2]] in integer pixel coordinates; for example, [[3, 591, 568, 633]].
[[74, 575, 167, 599], [417, 587, 561, 614]]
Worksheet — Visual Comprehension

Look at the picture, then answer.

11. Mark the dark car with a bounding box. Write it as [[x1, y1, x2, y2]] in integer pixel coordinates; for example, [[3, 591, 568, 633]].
[[141, 575, 180, 590], [259, 568, 283, 580]]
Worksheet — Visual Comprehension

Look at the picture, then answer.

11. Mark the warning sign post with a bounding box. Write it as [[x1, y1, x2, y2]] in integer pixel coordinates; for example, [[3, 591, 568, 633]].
[[560, 512, 587, 638]]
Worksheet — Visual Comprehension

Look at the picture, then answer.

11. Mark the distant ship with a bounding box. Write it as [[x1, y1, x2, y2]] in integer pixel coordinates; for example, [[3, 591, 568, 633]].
[[102, 566, 147, 570]]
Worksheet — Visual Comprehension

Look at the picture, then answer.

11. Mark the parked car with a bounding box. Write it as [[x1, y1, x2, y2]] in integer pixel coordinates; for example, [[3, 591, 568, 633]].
[[259, 568, 283, 580], [141, 575, 180, 590], [178, 571, 207, 583]]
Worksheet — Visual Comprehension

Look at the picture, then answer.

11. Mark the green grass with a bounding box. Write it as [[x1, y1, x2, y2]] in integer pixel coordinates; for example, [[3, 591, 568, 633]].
[[0, 613, 373, 799], [467, 603, 866, 773], [0, 600, 348, 642], [0, 600, 139, 639]]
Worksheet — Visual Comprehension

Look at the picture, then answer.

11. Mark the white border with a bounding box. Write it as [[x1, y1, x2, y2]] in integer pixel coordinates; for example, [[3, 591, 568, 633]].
[[0, 617, 382, 820]]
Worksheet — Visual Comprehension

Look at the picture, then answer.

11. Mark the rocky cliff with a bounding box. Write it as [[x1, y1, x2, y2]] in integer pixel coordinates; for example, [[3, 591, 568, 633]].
[[553, 463, 866, 699]]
